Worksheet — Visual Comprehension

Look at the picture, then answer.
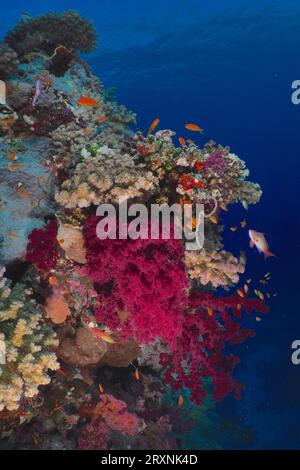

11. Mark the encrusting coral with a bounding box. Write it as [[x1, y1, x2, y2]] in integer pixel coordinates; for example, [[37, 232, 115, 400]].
[[0, 268, 59, 411]]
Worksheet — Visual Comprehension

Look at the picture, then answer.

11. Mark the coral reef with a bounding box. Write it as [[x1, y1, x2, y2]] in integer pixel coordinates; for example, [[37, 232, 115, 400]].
[[0, 268, 59, 411], [0, 11, 271, 451]]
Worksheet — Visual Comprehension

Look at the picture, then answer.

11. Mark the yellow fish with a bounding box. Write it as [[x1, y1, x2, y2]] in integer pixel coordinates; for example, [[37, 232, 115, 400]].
[[210, 215, 218, 224]]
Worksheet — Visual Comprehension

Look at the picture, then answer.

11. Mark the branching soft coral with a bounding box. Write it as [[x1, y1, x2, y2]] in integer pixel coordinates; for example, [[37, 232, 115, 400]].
[[26, 219, 58, 272], [160, 291, 269, 405], [81, 215, 189, 349]]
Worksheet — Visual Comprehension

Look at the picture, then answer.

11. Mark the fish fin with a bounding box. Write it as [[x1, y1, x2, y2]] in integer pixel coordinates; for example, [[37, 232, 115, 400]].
[[264, 250, 276, 260], [249, 240, 254, 248]]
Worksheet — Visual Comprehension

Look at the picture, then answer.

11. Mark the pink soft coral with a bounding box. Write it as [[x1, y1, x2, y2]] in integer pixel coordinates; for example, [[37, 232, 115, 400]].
[[160, 291, 269, 405], [26, 219, 58, 272], [82, 215, 189, 349]]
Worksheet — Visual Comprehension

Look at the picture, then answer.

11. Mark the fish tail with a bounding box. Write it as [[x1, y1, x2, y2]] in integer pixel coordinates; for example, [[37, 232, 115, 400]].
[[264, 250, 276, 260]]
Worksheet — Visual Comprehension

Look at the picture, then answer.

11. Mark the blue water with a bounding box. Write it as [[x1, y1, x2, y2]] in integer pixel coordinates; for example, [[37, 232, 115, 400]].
[[1, 0, 300, 449]]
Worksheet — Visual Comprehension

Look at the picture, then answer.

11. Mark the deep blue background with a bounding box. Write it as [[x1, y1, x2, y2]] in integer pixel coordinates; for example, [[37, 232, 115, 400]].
[[1, 0, 300, 449]]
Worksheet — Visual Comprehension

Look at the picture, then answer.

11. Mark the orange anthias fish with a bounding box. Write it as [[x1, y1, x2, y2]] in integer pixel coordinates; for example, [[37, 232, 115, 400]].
[[49, 275, 58, 287], [91, 327, 116, 344], [185, 123, 204, 133], [230, 226, 237, 232], [77, 96, 99, 107], [6, 149, 17, 161], [179, 137, 186, 147], [178, 395, 184, 406], [147, 118, 160, 135], [135, 369, 140, 381], [98, 384, 104, 394], [98, 116, 108, 123], [7, 232, 18, 238], [207, 307, 214, 317], [17, 187, 29, 198], [237, 289, 245, 298], [249, 229, 275, 259]]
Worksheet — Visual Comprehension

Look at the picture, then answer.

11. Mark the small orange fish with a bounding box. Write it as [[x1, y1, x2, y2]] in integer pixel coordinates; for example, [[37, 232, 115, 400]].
[[244, 284, 249, 294], [147, 118, 160, 135], [237, 303, 242, 311], [256, 317, 261, 322], [49, 275, 58, 287], [58, 239, 64, 245], [135, 369, 140, 381], [39, 175, 45, 183], [178, 395, 184, 406], [207, 307, 214, 317], [210, 215, 218, 224], [240, 219, 247, 228], [237, 289, 245, 298], [6, 149, 17, 161], [98, 384, 104, 394], [91, 328, 116, 344], [179, 137, 186, 147], [77, 96, 99, 107], [185, 123, 204, 133], [8, 232, 18, 238], [17, 188, 29, 198], [98, 116, 108, 123], [230, 226, 238, 232], [187, 139, 194, 144], [254, 289, 265, 301], [247, 278, 252, 284]]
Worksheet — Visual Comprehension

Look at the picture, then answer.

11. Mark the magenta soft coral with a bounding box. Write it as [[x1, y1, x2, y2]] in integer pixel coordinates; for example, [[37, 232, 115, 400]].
[[26, 219, 58, 272], [82, 215, 189, 349], [160, 291, 269, 405]]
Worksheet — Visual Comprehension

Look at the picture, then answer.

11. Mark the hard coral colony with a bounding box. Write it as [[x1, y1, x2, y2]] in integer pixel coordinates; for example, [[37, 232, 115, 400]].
[[0, 11, 270, 450]]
